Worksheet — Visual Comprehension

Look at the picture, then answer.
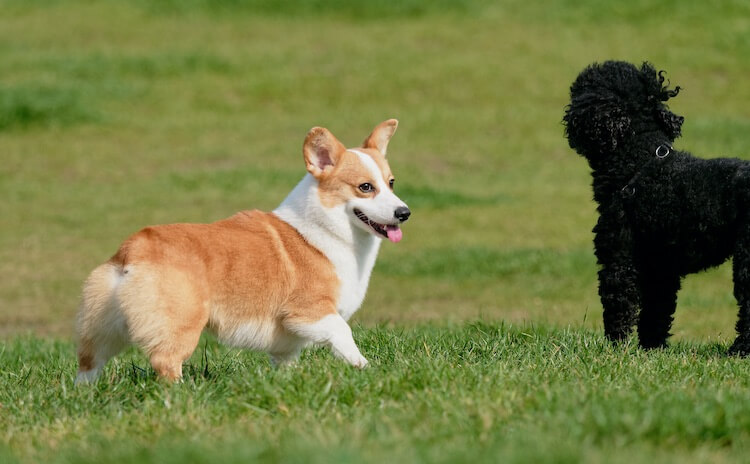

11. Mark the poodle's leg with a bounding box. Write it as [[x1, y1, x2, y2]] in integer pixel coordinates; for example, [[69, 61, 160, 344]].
[[594, 214, 641, 343], [598, 265, 641, 342], [637, 272, 681, 349], [730, 238, 750, 356]]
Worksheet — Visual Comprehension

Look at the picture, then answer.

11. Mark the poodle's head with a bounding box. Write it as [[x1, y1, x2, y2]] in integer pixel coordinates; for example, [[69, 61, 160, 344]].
[[563, 61, 684, 163]]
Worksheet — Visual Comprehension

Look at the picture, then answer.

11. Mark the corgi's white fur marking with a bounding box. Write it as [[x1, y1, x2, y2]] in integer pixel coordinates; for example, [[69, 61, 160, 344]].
[[75, 119, 409, 383], [274, 173, 382, 321]]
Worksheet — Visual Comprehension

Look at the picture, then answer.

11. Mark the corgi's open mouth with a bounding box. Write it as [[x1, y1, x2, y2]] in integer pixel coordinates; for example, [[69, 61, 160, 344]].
[[354, 209, 403, 243]]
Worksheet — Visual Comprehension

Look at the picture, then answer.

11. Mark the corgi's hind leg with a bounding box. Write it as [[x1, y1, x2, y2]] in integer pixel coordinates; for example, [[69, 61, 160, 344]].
[[75, 263, 130, 385], [76, 333, 128, 384], [270, 346, 303, 367], [145, 325, 204, 382], [121, 269, 209, 382]]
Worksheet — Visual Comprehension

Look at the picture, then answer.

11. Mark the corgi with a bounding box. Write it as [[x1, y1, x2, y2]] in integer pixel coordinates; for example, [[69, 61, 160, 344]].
[[75, 119, 410, 383]]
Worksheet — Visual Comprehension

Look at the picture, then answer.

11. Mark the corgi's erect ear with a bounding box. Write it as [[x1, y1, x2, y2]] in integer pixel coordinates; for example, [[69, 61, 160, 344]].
[[362, 119, 398, 156], [303, 127, 347, 178]]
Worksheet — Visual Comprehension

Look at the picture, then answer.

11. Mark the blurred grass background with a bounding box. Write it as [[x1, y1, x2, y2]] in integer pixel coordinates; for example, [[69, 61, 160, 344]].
[[1, 0, 750, 342]]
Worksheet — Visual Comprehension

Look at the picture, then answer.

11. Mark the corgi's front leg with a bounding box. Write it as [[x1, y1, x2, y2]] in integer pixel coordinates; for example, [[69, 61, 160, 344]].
[[284, 313, 368, 368]]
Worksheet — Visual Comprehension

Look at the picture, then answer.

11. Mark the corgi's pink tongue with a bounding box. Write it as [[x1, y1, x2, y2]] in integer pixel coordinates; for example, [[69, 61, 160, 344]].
[[386, 225, 402, 243]]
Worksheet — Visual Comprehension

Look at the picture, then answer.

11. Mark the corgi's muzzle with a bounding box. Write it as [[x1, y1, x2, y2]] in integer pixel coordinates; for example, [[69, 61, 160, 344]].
[[354, 206, 411, 243]]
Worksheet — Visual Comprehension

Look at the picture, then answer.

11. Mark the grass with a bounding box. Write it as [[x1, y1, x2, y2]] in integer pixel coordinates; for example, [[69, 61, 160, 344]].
[[0, 85, 96, 130], [2, 0, 750, 462], [3, 323, 750, 463]]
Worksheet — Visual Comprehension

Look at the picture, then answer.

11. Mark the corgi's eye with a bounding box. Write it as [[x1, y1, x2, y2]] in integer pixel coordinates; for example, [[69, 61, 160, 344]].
[[359, 183, 374, 193], [389, 178, 395, 189]]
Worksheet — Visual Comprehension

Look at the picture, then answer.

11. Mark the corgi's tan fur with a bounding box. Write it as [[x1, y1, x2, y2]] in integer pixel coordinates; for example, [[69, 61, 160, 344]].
[[76, 120, 410, 383]]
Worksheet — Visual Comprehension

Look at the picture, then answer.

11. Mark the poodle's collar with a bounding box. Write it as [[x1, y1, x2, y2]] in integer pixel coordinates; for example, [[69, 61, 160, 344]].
[[621, 142, 674, 197], [655, 143, 673, 159]]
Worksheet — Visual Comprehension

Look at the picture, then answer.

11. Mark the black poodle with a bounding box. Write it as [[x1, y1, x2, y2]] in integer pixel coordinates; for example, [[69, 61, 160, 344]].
[[563, 60, 750, 355]]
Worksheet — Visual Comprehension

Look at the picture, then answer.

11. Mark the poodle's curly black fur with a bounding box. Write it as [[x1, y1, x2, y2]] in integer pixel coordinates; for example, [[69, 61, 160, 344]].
[[563, 60, 750, 355]]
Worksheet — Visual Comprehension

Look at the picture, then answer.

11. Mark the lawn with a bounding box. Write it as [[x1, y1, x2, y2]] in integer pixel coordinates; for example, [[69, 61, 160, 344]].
[[2, 0, 750, 462], [4, 325, 750, 464]]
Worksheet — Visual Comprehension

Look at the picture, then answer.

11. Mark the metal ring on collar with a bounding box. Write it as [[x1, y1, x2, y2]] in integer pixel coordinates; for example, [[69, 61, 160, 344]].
[[655, 144, 671, 158]]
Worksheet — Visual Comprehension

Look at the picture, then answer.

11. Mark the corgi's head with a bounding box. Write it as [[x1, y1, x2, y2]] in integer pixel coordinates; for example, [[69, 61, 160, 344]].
[[302, 119, 410, 243]]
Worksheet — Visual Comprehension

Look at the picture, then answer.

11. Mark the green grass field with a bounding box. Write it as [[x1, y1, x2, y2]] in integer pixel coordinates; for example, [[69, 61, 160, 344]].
[[4, 326, 750, 463], [2, 0, 750, 462]]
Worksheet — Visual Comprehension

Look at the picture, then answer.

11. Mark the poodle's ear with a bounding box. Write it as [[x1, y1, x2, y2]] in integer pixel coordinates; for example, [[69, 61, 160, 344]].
[[563, 95, 633, 158], [656, 107, 684, 140], [645, 63, 684, 141]]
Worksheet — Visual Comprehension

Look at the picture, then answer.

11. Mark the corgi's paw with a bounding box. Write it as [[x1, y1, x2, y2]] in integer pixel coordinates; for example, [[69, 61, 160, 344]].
[[350, 354, 369, 369]]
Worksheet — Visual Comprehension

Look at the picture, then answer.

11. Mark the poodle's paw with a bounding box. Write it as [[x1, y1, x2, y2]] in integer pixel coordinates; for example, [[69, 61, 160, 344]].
[[604, 329, 633, 344], [639, 338, 669, 350], [728, 340, 750, 357]]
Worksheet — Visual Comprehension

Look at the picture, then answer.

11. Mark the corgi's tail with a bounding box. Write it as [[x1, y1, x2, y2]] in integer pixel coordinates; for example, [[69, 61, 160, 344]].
[[75, 262, 129, 385]]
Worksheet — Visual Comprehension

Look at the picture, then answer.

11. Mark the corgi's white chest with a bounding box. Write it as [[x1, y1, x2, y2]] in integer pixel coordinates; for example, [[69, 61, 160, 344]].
[[327, 239, 380, 321], [273, 174, 382, 321]]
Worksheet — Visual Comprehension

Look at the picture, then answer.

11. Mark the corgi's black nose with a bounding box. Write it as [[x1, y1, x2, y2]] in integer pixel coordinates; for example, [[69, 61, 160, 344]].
[[394, 206, 411, 222]]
